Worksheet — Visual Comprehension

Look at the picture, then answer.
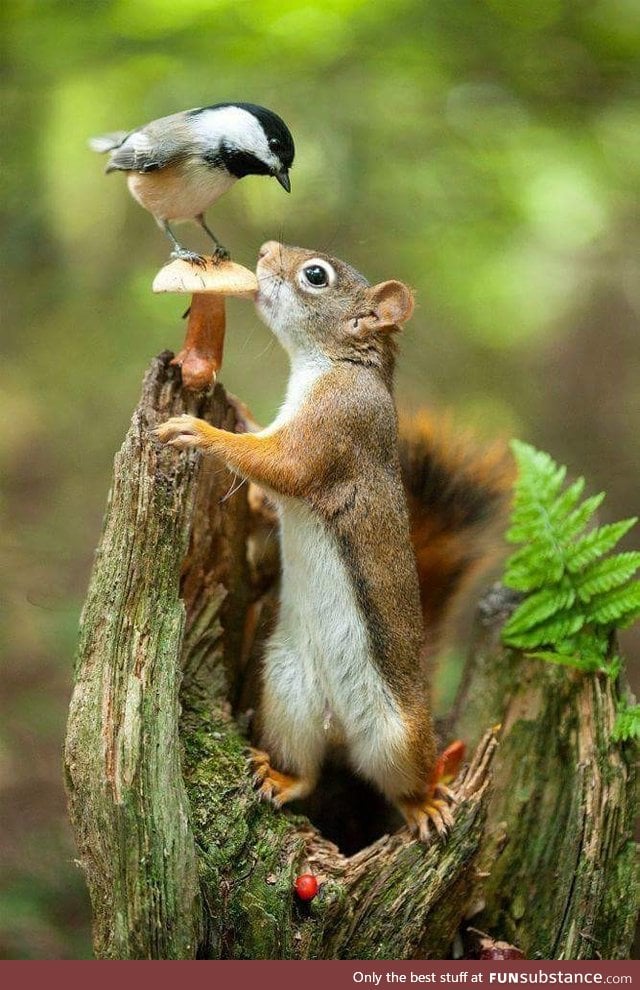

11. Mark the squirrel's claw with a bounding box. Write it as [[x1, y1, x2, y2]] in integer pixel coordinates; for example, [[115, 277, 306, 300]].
[[431, 797, 455, 831], [400, 795, 452, 844], [399, 740, 465, 845], [434, 782, 458, 804], [153, 414, 205, 449], [248, 747, 271, 786], [247, 748, 314, 808]]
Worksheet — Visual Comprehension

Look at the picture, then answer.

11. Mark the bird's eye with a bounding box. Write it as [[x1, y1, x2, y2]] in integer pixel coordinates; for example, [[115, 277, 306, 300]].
[[268, 137, 281, 150], [303, 265, 329, 287]]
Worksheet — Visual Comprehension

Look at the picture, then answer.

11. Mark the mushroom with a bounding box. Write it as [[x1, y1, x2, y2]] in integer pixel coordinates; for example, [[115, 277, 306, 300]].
[[153, 257, 258, 391]]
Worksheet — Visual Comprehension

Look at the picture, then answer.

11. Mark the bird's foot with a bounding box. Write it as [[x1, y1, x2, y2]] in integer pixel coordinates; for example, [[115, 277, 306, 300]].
[[213, 245, 230, 262], [170, 248, 208, 268]]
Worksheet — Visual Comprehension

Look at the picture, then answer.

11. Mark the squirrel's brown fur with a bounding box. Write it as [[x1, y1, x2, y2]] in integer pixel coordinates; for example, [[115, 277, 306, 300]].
[[155, 241, 512, 842], [400, 413, 514, 638]]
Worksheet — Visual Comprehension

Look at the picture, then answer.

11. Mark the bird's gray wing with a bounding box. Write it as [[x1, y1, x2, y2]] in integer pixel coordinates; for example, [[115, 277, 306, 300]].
[[102, 112, 197, 174]]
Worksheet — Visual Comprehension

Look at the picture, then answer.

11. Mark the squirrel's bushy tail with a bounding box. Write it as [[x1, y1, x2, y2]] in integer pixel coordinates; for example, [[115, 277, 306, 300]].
[[399, 412, 514, 639]]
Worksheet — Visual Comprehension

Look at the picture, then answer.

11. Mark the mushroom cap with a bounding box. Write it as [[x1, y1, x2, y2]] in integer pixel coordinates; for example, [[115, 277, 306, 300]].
[[153, 258, 258, 298]]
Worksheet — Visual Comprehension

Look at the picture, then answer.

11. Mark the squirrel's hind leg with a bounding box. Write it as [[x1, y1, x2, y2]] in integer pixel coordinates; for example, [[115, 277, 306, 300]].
[[395, 740, 465, 843], [350, 707, 461, 844], [250, 634, 327, 809]]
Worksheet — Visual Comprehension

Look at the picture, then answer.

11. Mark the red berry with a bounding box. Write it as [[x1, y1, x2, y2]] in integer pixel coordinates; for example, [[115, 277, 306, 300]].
[[294, 874, 319, 901]]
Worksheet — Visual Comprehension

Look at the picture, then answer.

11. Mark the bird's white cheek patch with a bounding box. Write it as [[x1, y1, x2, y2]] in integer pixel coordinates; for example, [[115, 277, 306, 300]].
[[193, 106, 275, 167]]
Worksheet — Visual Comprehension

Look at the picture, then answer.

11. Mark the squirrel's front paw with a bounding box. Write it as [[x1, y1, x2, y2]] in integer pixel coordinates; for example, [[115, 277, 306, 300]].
[[153, 414, 207, 449]]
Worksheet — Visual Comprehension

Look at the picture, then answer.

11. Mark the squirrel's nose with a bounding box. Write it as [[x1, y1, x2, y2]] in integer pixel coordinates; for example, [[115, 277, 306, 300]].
[[259, 240, 280, 260]]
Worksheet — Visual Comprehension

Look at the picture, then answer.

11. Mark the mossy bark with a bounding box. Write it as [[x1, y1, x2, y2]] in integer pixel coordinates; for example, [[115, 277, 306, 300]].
[[451, 589, 639, 960], [64, 354, 639, 960]]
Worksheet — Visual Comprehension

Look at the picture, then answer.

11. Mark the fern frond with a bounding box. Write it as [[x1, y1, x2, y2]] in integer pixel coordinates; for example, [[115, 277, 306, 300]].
[[561, 493, 605, 543], [526, 650, 600, 672], [504, 544, 564, 591], [507, 441, 567, 545], [548, 477, 585, 522], [503, 584, 575, 638], [588, 581, 640, 627], [525, 630, 618, 676], [600, 654, 623, 679], [504, 610, 584, 650], [502, 441, 639, 668], [576, 552, 640, 602], [611, 704, 640, 743], [566, 518, 637, 573], [504, 562, 559, 592], [510, 442, 566, 496]]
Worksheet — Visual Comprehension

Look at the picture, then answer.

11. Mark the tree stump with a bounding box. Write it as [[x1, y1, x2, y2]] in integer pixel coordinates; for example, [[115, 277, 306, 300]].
[[64, 354, 639, 960]]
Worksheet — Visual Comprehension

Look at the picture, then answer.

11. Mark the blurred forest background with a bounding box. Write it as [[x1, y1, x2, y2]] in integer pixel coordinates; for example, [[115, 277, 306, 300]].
[[2, 0, 639, 959]]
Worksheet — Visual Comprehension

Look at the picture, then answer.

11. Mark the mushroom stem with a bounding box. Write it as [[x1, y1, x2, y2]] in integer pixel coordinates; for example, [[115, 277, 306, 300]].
[[153, 255, 258, 392], [171, 292, 226, 391]]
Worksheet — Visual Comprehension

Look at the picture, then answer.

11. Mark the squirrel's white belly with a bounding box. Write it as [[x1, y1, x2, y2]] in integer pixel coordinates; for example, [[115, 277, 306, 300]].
[[127, 163, 236, 220], [262, 498, 407, 789]]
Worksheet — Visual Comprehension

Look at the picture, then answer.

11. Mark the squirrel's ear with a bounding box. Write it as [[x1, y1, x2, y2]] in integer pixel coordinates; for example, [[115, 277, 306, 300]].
[[364, 280, 415, 332]]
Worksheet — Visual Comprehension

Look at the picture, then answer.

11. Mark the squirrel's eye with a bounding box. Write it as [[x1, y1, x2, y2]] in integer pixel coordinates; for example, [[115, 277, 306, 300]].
[[298, 258, 336, 292], [303, 265, 329, 287]]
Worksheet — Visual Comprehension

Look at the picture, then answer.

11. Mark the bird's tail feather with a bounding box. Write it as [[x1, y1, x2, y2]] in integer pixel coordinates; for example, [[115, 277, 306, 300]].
[[88, 131, 128, 154]]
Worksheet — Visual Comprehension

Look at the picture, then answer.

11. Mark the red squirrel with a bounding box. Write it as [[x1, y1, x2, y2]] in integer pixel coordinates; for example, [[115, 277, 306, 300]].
[[155, 241, 511, 842]]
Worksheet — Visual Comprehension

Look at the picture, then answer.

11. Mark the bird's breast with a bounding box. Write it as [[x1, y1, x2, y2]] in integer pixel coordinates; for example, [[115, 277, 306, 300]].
[[126, 161, 237, 220]]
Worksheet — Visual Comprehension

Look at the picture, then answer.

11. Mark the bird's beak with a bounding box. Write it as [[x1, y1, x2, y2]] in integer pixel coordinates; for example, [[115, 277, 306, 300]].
[[275, 169, 291, 193]]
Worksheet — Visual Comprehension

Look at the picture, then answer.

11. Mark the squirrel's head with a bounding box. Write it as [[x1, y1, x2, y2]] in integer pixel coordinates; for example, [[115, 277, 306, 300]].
[[255, 241, 414, 366]]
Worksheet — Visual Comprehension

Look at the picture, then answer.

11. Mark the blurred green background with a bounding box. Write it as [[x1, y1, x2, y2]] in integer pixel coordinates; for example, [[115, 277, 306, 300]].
[[2, 0, 639, 959]]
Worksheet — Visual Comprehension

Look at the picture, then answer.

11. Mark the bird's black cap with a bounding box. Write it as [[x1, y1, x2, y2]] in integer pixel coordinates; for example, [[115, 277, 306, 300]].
[[237, 103, 295, 169], [190, 101, 295, 169]]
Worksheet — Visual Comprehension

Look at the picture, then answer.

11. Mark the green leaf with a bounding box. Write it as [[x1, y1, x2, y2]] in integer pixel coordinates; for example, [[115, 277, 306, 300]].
[[563, 626, 610, 660], [575, 552, 640, 602], [510, 441, 566, 496], [566, 518, 637, 573], [548, 477, 585, 523], [504, 610, 584, 649], [589, 581, 640, 627], [611, 704, 640, 743], [525, 630, 619, 676], [502, 441, 640, 668], [504, 544, 564, 591], [503, 584, 575, 637], [600, 654, 623, 679], [526, 649, 600, 672], [561, 492, 605, 542]]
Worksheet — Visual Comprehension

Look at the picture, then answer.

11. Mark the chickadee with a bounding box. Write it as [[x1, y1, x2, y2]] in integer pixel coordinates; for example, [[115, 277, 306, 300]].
[[90, 102, 295, 263]]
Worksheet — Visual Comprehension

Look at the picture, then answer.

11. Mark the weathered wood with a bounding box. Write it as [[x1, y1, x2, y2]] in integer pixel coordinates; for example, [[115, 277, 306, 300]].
[[65, 354, 205, 958], [179, 695, 495, 960], [65, 354, 639, 960], [451, 587, 639, 960]]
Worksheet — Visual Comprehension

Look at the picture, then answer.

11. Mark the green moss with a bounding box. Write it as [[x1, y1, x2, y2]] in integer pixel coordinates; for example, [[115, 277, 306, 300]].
[[180, 697, 323, 958]]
